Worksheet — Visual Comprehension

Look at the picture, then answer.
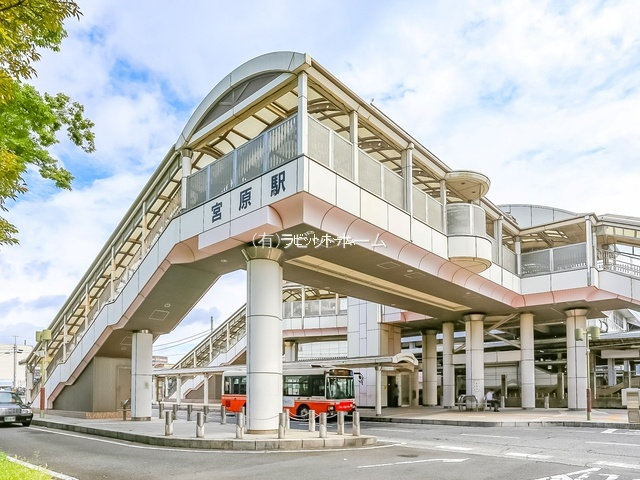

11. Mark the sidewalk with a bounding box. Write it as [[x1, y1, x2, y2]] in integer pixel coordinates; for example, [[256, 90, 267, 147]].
[[30, 406, 639, 452]]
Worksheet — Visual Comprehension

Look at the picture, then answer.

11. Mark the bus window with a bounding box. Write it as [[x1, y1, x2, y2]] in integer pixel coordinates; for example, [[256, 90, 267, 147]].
[[326, 376, 353, 400]]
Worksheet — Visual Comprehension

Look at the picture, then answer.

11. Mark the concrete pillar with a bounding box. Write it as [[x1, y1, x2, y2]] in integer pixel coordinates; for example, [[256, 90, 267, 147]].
[[422, 330, 438, 406], [411, 371, 420, 407], [520, 313, 535, 409], [375, 365, 382, 416], [566, 308, 588, 410], [402, 144, 414, 214], [464, 314, 485, 402], [442, 322, 455, 408], [284, 341, 297, 362], [180, 149, 192, 210], [131, 330, 153, 421], [607, 359, 617, 386], [243, 246, 283, 433]]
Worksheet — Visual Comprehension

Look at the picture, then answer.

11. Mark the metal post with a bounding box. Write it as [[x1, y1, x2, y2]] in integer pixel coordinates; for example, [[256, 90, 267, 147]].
[[187, 404, 192, 421], [278, 412, 286, 439], [236, 412, 244, 439], [220, 405, 226, 424], [352, 411, 361, 436], [337, 411, 345, 435], [203, 405, 209, 423], [308, 409, 315, 432], [586, 333, 591, 421], [196, 412, 204, 438], [285, 411, 290, 430], [500, 396, 505, 409], [172, 403, 178, 421], [164, 410, 173, 436], [319, 412, 327, 438]]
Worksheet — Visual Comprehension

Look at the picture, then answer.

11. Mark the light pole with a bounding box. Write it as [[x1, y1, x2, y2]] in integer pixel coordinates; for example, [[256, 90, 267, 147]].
[[575, 326, 600, 420], [35, 329, 51, 418]]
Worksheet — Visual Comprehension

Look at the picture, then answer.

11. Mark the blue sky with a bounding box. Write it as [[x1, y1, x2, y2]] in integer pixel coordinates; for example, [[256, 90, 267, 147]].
[[0, 0, 639, 362]]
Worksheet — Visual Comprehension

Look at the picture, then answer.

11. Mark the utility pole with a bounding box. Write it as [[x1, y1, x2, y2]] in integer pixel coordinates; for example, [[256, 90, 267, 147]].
[[12, 335, 17, 390]]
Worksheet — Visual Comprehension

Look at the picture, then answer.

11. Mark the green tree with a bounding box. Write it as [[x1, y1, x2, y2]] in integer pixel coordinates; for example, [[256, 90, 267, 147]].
[[0, 0, 94, 245]]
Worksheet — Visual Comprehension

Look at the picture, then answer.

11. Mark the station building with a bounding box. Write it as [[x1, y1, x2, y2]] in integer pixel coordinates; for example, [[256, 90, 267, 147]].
[[25, 52, 640, 430]]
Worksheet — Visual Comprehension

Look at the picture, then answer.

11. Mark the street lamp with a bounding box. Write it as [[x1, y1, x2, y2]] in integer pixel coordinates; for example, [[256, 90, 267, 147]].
[[35, 329, 51, 418], [575, 326, 600, 420]]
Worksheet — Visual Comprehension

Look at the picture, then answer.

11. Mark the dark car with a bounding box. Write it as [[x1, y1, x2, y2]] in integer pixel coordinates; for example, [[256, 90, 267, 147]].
[[0, 390, 33, 426]]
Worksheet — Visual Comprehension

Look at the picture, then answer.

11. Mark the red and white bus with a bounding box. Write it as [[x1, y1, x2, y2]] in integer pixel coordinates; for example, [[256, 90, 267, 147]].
[[221, 367, 356, 419]]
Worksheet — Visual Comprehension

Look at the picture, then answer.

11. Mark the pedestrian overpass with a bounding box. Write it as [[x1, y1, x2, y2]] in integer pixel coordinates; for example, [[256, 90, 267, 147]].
[[27, 51, 640, 432]]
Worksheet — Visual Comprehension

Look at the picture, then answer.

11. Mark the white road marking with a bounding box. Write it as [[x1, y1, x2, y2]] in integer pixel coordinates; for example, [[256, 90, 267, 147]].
[[505, 452, 552, 460], [28, 426, 399, 454], [601, 429, 640, 436], [461, 433, 519, 439], [365, 427, 414, 433], [532, 467, 600, 480], [435, 445, 473, 451], [587, 441, 640, 447], [594, 460, 640, 471], [358, 458, 468, 469], [7, 456, 78, 480]]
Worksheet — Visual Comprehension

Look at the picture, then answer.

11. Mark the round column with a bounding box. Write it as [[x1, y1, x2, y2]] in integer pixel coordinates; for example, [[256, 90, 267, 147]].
[[566, 308, 588, 410], [244, 246, 283, 433], [520, 313, 535, 409], [131, 329, 152, 421], [442, 322, 455, 408], [422, 330, 438, 406], [464, 314, 485, 402]]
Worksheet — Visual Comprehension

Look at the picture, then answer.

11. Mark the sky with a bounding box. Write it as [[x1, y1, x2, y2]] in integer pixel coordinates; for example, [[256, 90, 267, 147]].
[[0, 0, 639, 362]]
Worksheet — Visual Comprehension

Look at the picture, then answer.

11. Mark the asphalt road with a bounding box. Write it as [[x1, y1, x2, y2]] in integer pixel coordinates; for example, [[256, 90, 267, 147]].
[[1, 422, 639, 480]]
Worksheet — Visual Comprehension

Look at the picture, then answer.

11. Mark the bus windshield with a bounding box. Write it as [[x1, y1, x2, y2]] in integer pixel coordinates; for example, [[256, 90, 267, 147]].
[[326, 376, 354, 400]]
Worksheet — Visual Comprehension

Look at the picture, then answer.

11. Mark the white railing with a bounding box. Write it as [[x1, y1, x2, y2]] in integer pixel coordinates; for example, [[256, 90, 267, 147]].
[[597, 249, 640, 278], [521, 242, 587, 276], [308, 115, 407, 210], [186, 115, 298, 209]]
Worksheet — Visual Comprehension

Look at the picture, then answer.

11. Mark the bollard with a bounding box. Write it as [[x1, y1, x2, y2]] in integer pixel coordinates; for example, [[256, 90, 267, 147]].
[[187, 404, 192, 421], [158, 402, 163, 419], [172, 403, 178, 421], [220, 405, 227, 424], [203, 405, 209, 423], [352, 411, 361, 437], [236, 412, 244, 439], [337, 411, 345, 435], [544, 394, 550, 409], [308, 409, 316, 432], [164, 410, 173, 436], [196, 412, 204, 438], [319, 412, 327, 438], [278, 412, 286, 439], [285, 411, 290, 430]]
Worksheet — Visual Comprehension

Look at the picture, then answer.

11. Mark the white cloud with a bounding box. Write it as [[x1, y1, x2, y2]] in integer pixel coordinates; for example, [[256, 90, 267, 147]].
[[2, 0, 639, 356]]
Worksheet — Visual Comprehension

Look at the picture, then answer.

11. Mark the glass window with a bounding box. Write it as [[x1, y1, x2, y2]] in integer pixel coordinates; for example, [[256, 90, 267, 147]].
[[326, 376, 354, 400]]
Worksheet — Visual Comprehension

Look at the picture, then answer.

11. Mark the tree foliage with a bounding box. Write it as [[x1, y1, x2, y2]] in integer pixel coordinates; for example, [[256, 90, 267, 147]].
[[0, 0, 94, 245]]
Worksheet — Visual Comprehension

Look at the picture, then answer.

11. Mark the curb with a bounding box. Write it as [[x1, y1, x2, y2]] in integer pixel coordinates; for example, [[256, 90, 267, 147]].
[[358, 415, 640, 430], [31, 419, 377, 451]]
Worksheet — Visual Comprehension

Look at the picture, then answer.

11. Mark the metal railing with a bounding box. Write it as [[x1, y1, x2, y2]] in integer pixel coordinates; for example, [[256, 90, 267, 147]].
[[521, 242, 587, 276], [597, 249, 640, 278], [186, 115, 298, 209]]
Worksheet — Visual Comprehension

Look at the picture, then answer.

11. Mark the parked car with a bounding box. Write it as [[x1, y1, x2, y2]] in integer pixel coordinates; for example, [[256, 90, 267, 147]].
[[0, 390, 32, 426]]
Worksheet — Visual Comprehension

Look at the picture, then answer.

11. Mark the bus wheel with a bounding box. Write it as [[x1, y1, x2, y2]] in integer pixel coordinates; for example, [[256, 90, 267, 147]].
[[297, 404, 310, 419]]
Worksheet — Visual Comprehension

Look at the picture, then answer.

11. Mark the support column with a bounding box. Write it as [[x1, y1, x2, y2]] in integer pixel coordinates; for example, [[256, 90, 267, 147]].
[[442, 322, 455, 408], [131, 330, 152, 421], [422, 330, 438, 406], [411, 371, 420, 407], [243, 246, 283, 433], [203, 375, 209, 406], [607, 359, 617, 386], [520, 312, 535, 409], [180, 149, 192, 210], [349, 110, 359, 183], [464, 314, 485, 402], [284, 341, 298, 362], [375, 365, 382, 416], [566, 308, 588, 410], [297, 73, 308, 157], [401, 144, 414, 214], [440, 179, 447, 234]]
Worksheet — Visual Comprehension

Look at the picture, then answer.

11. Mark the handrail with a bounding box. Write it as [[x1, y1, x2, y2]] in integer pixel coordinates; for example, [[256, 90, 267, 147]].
[[597, 249, 640, 278]]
